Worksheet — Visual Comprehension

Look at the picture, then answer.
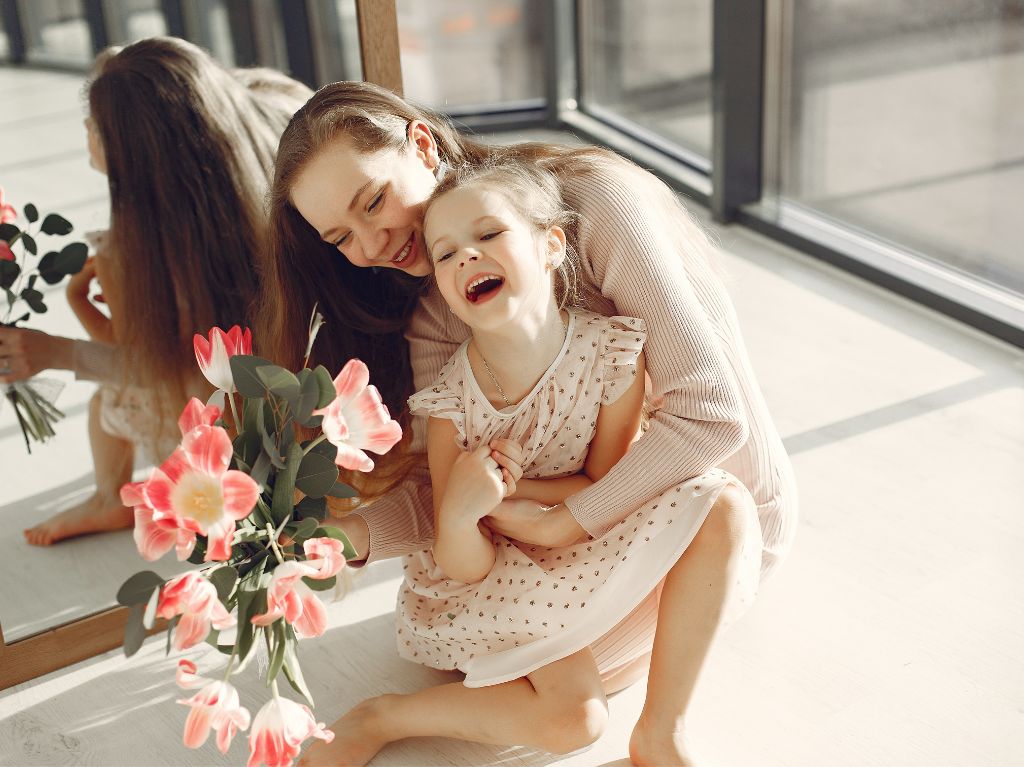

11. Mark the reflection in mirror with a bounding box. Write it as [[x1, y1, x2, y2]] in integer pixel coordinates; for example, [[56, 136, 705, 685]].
[[0, 67, 190, 649]]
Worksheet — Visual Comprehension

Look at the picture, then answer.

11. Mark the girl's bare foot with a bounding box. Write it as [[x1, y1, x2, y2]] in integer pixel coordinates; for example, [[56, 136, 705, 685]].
[[629, 715, 700, 767], [298, 696, 392, 767], [23, 492, 133, 546]]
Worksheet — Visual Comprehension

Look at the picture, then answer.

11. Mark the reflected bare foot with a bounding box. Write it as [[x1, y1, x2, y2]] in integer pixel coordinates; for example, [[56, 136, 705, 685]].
[[629, 715, 701, 767], [298, 696, 391, 767], [23, 492, 133, 546]]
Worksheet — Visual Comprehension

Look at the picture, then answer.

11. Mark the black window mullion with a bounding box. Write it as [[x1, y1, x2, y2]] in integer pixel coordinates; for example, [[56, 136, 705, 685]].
[[83, 0, 110, 55], [711, 0, 766, 222], [0, 0, 26, 62], [278, 0, 316, 88]]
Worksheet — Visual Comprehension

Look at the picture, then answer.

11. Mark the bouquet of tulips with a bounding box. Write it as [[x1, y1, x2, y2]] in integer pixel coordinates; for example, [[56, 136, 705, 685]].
[[115, 319, 402, 766], [0, 186, 88, 452]]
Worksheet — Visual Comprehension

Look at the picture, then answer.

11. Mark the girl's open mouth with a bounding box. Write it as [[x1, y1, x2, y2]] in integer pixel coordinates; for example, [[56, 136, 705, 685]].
[[464, 275, 505, 304]]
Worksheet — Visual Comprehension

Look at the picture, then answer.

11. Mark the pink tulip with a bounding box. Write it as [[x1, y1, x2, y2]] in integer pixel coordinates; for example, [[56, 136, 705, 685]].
[[0, 188, 15, 224], [250, 538, 345, 638], [0, 242, 14, 261], [122, 480, 196, 561], [176, 659, 250, 753], [313, 359, 402, 472], [143, 423, 259, 561], [194, 325, 253, 393], [157, 571, 236, 651], [247, 696, 333, 767]]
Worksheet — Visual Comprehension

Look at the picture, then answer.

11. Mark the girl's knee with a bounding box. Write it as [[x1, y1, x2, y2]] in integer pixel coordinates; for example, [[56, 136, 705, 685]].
[[699, 484, 756, 554], [540, 694, 608, 754]]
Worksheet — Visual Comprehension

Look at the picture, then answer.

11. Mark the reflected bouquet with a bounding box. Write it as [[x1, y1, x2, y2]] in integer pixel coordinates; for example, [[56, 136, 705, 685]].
[[115, 318, 402, 766], [0, 186, 88, 452]]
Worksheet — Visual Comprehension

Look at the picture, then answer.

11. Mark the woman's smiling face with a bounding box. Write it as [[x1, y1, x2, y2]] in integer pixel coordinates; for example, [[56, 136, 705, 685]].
[[289, 125, 440, 278]]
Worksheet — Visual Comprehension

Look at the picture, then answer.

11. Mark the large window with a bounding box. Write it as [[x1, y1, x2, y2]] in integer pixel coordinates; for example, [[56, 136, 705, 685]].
[[396, 0, 545, 112], [579, 0, 712, 166], [18, 0, 92, 66], [773, 1, 1024, 298]]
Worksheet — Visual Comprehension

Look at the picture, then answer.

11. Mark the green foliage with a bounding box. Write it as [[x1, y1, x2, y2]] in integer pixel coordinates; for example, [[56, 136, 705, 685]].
[[40, 213, 72, 235], [116, 570, 165, 606], [24, 203, 38, 223], [295, 450, 339, 498]]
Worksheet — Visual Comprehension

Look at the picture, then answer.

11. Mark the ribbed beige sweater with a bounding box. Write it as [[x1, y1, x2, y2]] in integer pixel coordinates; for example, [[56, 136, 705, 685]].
[[352, 155, 798, 579]]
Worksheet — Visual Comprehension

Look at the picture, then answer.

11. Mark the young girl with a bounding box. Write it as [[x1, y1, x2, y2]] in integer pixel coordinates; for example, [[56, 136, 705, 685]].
[[0, 38, 311, 546], [308, 160, 763, 764]]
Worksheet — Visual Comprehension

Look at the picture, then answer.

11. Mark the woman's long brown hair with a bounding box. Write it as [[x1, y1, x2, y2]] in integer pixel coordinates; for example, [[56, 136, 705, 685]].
[[88, 38, 310, 410]]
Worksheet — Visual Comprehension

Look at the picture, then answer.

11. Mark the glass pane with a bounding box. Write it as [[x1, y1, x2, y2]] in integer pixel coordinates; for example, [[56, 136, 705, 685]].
[[18, 0, 92, 66], [183, 0, 234, 66], [103, 0, 166, 45], [308, 0, 363, 84], [778, 1, 1024, 297], [396, 0, 544, 111], [579, 0, 713, 163], [0, 10, 9, 59]]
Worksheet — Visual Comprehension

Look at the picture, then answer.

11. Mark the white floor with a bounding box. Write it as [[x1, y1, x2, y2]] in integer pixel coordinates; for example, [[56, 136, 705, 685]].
[[2, 68, 1023, 767]]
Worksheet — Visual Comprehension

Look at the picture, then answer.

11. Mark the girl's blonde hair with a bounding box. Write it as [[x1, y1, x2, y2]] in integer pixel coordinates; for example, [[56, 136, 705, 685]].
[[426, 159, 582, 309]]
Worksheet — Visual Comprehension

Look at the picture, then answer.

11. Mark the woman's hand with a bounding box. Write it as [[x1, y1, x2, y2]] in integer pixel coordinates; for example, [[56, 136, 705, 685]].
[[0, 326, 71, 384], [483, 500, 589, 548], [489, 438, 525, 496], [439, 443, 509, 525]]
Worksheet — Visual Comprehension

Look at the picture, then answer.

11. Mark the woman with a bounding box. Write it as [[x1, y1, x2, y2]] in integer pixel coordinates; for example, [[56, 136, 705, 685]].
[[0, 38, 311, 546], [259, 81, 797, 766]]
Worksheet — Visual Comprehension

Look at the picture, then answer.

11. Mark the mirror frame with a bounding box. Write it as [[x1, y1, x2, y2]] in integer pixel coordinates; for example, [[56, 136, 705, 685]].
[[0, 0, 403, 690]]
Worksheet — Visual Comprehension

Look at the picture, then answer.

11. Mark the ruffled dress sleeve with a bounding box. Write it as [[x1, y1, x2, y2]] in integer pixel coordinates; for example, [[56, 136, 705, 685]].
[[598, 316, 647, 406], [406, 350, 469, 446]]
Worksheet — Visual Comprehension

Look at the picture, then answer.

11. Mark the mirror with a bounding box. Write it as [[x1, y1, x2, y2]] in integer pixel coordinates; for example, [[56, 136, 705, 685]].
[[1, 1, 405, 689]]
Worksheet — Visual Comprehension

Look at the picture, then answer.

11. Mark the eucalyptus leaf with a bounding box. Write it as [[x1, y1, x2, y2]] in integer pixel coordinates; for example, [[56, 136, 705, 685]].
[[123, 603, 147, 657], [20, 288, 45, 313], [21, 233, 36, 255], [295, 450, 338, 499], [55, 241, 88, 274], [294, 371, 320, 424], [307, 438, 338, 462], [327, 480, 359, 499], [236, 585, 268, 663], [256, 365, 300, 401], [165, 615, 180, 656], [40, 212, 73, 235], [0, 260, 20, 290], [37, 252, 62, 284], [209, 566, 238, 604], [313, 365, 336, 408], [294, 495, 327, 522], [230, 355, 276, 398], [288, 517, 319, 543], [24, 203, 38, 223], [116, 570, 165, 606], [261, 429, 285, 469], [187, 538, 208, 564], [27, 274, 37, 291], [301, 574, 336, 592], [233, 429, 261, 469], [0, 222, 19, 241]]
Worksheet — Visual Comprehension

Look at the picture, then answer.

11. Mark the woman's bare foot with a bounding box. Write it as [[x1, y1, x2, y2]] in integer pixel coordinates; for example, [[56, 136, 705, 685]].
[[298, 696, 392, 767], [629, 715, 700, 767], [23, 492, 133, 546]]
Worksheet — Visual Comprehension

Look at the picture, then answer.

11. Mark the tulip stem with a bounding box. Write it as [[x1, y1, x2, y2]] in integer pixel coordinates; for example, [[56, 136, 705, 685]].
[[302, 433, 328, 456], [266, 524, 285, 564], [227, 390, 242, 436]]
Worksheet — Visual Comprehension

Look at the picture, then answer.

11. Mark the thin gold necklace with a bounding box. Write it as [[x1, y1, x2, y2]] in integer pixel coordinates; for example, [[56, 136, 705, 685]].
[[476, 314, 566, 409]]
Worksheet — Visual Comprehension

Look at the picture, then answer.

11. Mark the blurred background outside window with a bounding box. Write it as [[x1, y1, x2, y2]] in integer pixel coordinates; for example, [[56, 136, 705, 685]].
[[1, 0, 1020, 332]]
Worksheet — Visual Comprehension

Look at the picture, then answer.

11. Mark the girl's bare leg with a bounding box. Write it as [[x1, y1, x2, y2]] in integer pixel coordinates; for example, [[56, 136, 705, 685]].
[[24, 389, 134, 545], [298, 648, 609, 767], [629, 485, 757, 767]]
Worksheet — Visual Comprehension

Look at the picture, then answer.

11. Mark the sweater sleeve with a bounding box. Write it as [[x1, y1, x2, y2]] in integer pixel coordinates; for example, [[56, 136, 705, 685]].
[[349, 287, 471, 564], [562, 161, 749, 538]]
